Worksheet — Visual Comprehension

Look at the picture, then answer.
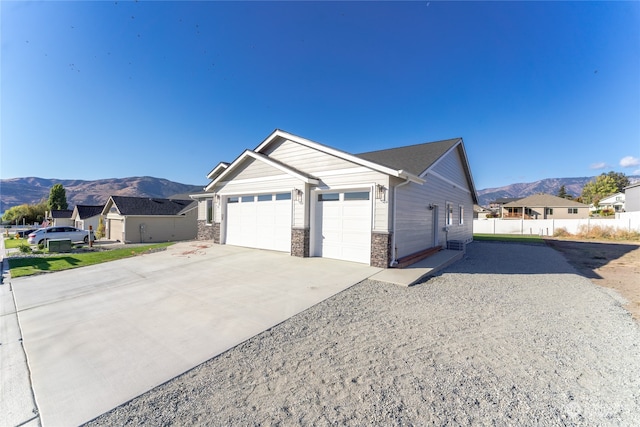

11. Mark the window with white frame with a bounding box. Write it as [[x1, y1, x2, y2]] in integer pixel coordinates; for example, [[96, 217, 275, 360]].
[[446, 203, 453, 225], [458, 205, 464, 225], [568, 208, 578, 214], [206, 199, 213, 224]]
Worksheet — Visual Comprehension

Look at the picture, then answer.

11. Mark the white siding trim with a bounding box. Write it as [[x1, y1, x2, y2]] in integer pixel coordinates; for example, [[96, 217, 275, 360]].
[[314, 166, 372, 177], [217, 174, 291, 186]]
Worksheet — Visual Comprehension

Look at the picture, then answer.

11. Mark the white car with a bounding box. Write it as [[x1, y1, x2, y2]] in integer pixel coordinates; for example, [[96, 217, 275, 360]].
[[27, 226, 95, 245]]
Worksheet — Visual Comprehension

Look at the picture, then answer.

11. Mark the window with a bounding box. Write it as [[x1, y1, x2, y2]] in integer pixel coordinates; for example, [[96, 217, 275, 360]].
[[318, 193, 340, 202], [344, 191, 370, 201], [546, 208, 553, 215], [275, 192, 291, 201], [257, 194, 272, 202], [446, 203, 453, 226], [228, 196, 239, 204], [241, 195, 255, 203], [568, 208, 578, 214], [206, 199, 213, 224], [458, 205, 464, 225]]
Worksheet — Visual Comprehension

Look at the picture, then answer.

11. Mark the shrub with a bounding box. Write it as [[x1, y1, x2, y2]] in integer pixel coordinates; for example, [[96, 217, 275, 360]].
[[553, 227, 571, 238], [18, 243, 32, 253]]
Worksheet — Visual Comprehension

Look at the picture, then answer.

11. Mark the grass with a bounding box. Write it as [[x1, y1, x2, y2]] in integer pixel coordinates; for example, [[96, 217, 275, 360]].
[[473, 234, 544, 243], [4, 237, 29, 249], [8, 242, 174, 278]]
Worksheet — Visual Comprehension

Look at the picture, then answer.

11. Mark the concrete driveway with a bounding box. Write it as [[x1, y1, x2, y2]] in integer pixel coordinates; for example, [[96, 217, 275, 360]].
[[11, 242, 381, 426]]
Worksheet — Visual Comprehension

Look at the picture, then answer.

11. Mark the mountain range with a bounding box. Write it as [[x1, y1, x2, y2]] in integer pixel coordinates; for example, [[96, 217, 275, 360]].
[[1, 175, 638, 213], [0, 177, 204, 213]]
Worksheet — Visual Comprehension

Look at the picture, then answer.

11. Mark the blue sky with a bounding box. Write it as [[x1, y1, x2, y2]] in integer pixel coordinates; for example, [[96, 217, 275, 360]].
[[2, 1, 639, 190]]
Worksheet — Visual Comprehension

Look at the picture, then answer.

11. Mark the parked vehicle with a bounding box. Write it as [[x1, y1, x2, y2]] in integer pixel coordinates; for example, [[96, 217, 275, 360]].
[[15, 229, 37, 238], [27, 227, 95, 245]]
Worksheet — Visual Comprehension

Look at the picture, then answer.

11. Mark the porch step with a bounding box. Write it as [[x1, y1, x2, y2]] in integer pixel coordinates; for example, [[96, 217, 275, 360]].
[[395, 246, 442, 269]]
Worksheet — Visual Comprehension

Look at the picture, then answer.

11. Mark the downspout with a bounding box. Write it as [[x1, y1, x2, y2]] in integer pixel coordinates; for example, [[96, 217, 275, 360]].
[[390, 177, 412, 267]]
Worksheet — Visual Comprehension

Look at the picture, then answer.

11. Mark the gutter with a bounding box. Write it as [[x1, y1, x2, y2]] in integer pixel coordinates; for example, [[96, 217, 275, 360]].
[[389, 177, 412, 267]]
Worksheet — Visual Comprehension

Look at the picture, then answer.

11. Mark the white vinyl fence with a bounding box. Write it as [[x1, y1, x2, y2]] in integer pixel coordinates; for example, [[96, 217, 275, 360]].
[[473, 212, 640, 236]]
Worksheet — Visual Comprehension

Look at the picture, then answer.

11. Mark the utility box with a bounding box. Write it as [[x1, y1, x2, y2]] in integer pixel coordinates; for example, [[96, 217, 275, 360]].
[[48, 239, 72, 253], [447, 240, 466, 252]]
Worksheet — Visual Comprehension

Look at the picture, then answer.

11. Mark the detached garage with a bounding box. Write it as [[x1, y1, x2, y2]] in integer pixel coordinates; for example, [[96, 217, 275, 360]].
[[193, 129, 477, 268], [102, 196, 198, 243]]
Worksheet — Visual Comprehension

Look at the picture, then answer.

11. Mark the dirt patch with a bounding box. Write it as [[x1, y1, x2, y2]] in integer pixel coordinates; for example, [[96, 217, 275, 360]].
[[546, 238, 640, 321]]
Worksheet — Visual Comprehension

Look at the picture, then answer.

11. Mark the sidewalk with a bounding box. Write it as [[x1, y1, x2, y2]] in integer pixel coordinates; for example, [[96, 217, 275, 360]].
[[0, 238, 41, 426]]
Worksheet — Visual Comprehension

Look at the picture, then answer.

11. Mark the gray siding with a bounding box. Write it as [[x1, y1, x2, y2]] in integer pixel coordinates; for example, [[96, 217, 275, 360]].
[[625, 186, 640, 212], [395, 175, 473, 259], [266, 138, 360, 175], [430, 146, 469, 188]]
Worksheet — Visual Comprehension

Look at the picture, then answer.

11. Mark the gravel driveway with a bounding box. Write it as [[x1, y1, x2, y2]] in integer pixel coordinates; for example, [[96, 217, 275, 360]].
[[85, 242, 640, 426]]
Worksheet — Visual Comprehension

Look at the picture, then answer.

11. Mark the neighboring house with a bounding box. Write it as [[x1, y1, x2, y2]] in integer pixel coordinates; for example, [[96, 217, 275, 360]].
[[71, 205, 105, 231], [593, 192, 625, 213], [191, 129, 478, 268], [48, 210, 74, 227], [624, 182, 640, 212], [502, 194, 589, 219], [488, 197, 521, 210], [102, 196, 197, 243], [474, 204, 494, 219]]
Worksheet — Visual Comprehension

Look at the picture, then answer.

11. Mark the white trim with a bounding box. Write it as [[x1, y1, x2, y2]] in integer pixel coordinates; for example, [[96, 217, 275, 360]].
[[206, 162, 229, 180], [217, 187, 295, 196], [314, 166, 372, 177], [205, 149, 319, 191], [256, 129, 424, 183], [216, 173, 292, 186]]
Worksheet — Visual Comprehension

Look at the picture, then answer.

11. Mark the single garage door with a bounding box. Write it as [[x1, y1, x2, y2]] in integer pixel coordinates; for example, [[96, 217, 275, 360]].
[[315, 190, 372, 264], [108, 219, 124, 242], [225, 192, 292, 252]]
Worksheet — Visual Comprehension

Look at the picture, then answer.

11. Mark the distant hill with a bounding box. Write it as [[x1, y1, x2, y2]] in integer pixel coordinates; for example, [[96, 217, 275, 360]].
[[477, 175, 640, 207], [0, 177, 205, 212]]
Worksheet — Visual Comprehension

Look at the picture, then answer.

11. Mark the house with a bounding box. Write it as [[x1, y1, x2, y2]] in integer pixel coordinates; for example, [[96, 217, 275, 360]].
[[191, 129, 477, 268], [474, 204, 495, 219], [71, 205, 105, 231], [102, 196, 197, 243], [489, 197, 521, 210], [591, 192, 625, 213], [624, 182, 640, 212], [502, 194, 589, 219], [48, 210, 74, 227]]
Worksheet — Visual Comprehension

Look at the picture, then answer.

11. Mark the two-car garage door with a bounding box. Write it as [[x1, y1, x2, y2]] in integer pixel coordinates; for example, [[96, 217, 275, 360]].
[[225, 193, 292, 252]]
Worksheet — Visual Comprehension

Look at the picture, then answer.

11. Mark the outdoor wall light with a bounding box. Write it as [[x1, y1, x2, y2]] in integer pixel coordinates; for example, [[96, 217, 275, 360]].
[[375, 184, 386, 201], [294, 188, 304, 203], [428, 204, 435, 210], [214, 194, 221, 205]]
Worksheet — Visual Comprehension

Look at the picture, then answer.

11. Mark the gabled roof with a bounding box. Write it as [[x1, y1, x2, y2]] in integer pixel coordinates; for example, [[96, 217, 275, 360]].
[[72, 205, 105, 219], [104, 196, 197, 216], [356, 138, 461, 176], [254, 129, 425, 183], [206, 162, 230, 180], [205, 149, 321, 191], [50, 209, 73, 219], [503, 194, 588, 208]]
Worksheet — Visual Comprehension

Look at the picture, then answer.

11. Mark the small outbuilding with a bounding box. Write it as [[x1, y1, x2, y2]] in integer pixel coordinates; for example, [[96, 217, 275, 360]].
[[102, 196, 197, 243]]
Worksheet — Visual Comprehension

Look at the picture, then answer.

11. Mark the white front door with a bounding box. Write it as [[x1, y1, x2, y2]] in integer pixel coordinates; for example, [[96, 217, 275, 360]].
[[225, 193, 292, 252], [314, 190, 372, 264]]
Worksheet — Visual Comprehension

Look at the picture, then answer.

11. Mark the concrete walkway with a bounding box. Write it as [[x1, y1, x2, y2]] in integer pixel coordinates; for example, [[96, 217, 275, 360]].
[[10, 242, 382, 426], [370, 249, 464, 286]]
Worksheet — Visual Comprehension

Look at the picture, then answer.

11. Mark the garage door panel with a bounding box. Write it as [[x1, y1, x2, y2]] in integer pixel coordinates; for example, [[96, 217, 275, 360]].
[[226, 194, 291, 253], [315, 191, 371, 264]]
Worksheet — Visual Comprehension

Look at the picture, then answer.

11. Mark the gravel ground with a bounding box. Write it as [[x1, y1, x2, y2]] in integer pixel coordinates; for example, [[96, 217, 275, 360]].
[[85, 242, 640, 426]]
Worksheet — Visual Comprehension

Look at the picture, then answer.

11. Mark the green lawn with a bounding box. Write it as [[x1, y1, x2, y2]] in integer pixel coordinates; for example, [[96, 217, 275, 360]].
[[473, 234, 544, 244], [3, 237, 29, 249], [8, 242, 174, 278]]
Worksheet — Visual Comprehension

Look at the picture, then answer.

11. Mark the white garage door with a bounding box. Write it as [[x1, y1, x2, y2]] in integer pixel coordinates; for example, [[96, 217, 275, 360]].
[[108, 219, 124, 242], [315, 191, 372, 264], [225, 193, 292, 252]]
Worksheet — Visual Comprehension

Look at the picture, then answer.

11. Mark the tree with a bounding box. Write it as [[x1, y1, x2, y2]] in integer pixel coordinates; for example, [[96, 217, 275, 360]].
[[556, 185, 573, 200], [96, 216, 106, 239], [1, 200, 47, 225], [580, 171, 627, 206], [48, 184, 68, 210]]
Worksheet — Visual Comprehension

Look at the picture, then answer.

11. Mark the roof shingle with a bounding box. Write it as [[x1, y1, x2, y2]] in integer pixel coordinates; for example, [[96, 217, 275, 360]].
[[109, 196, 196, 216]]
